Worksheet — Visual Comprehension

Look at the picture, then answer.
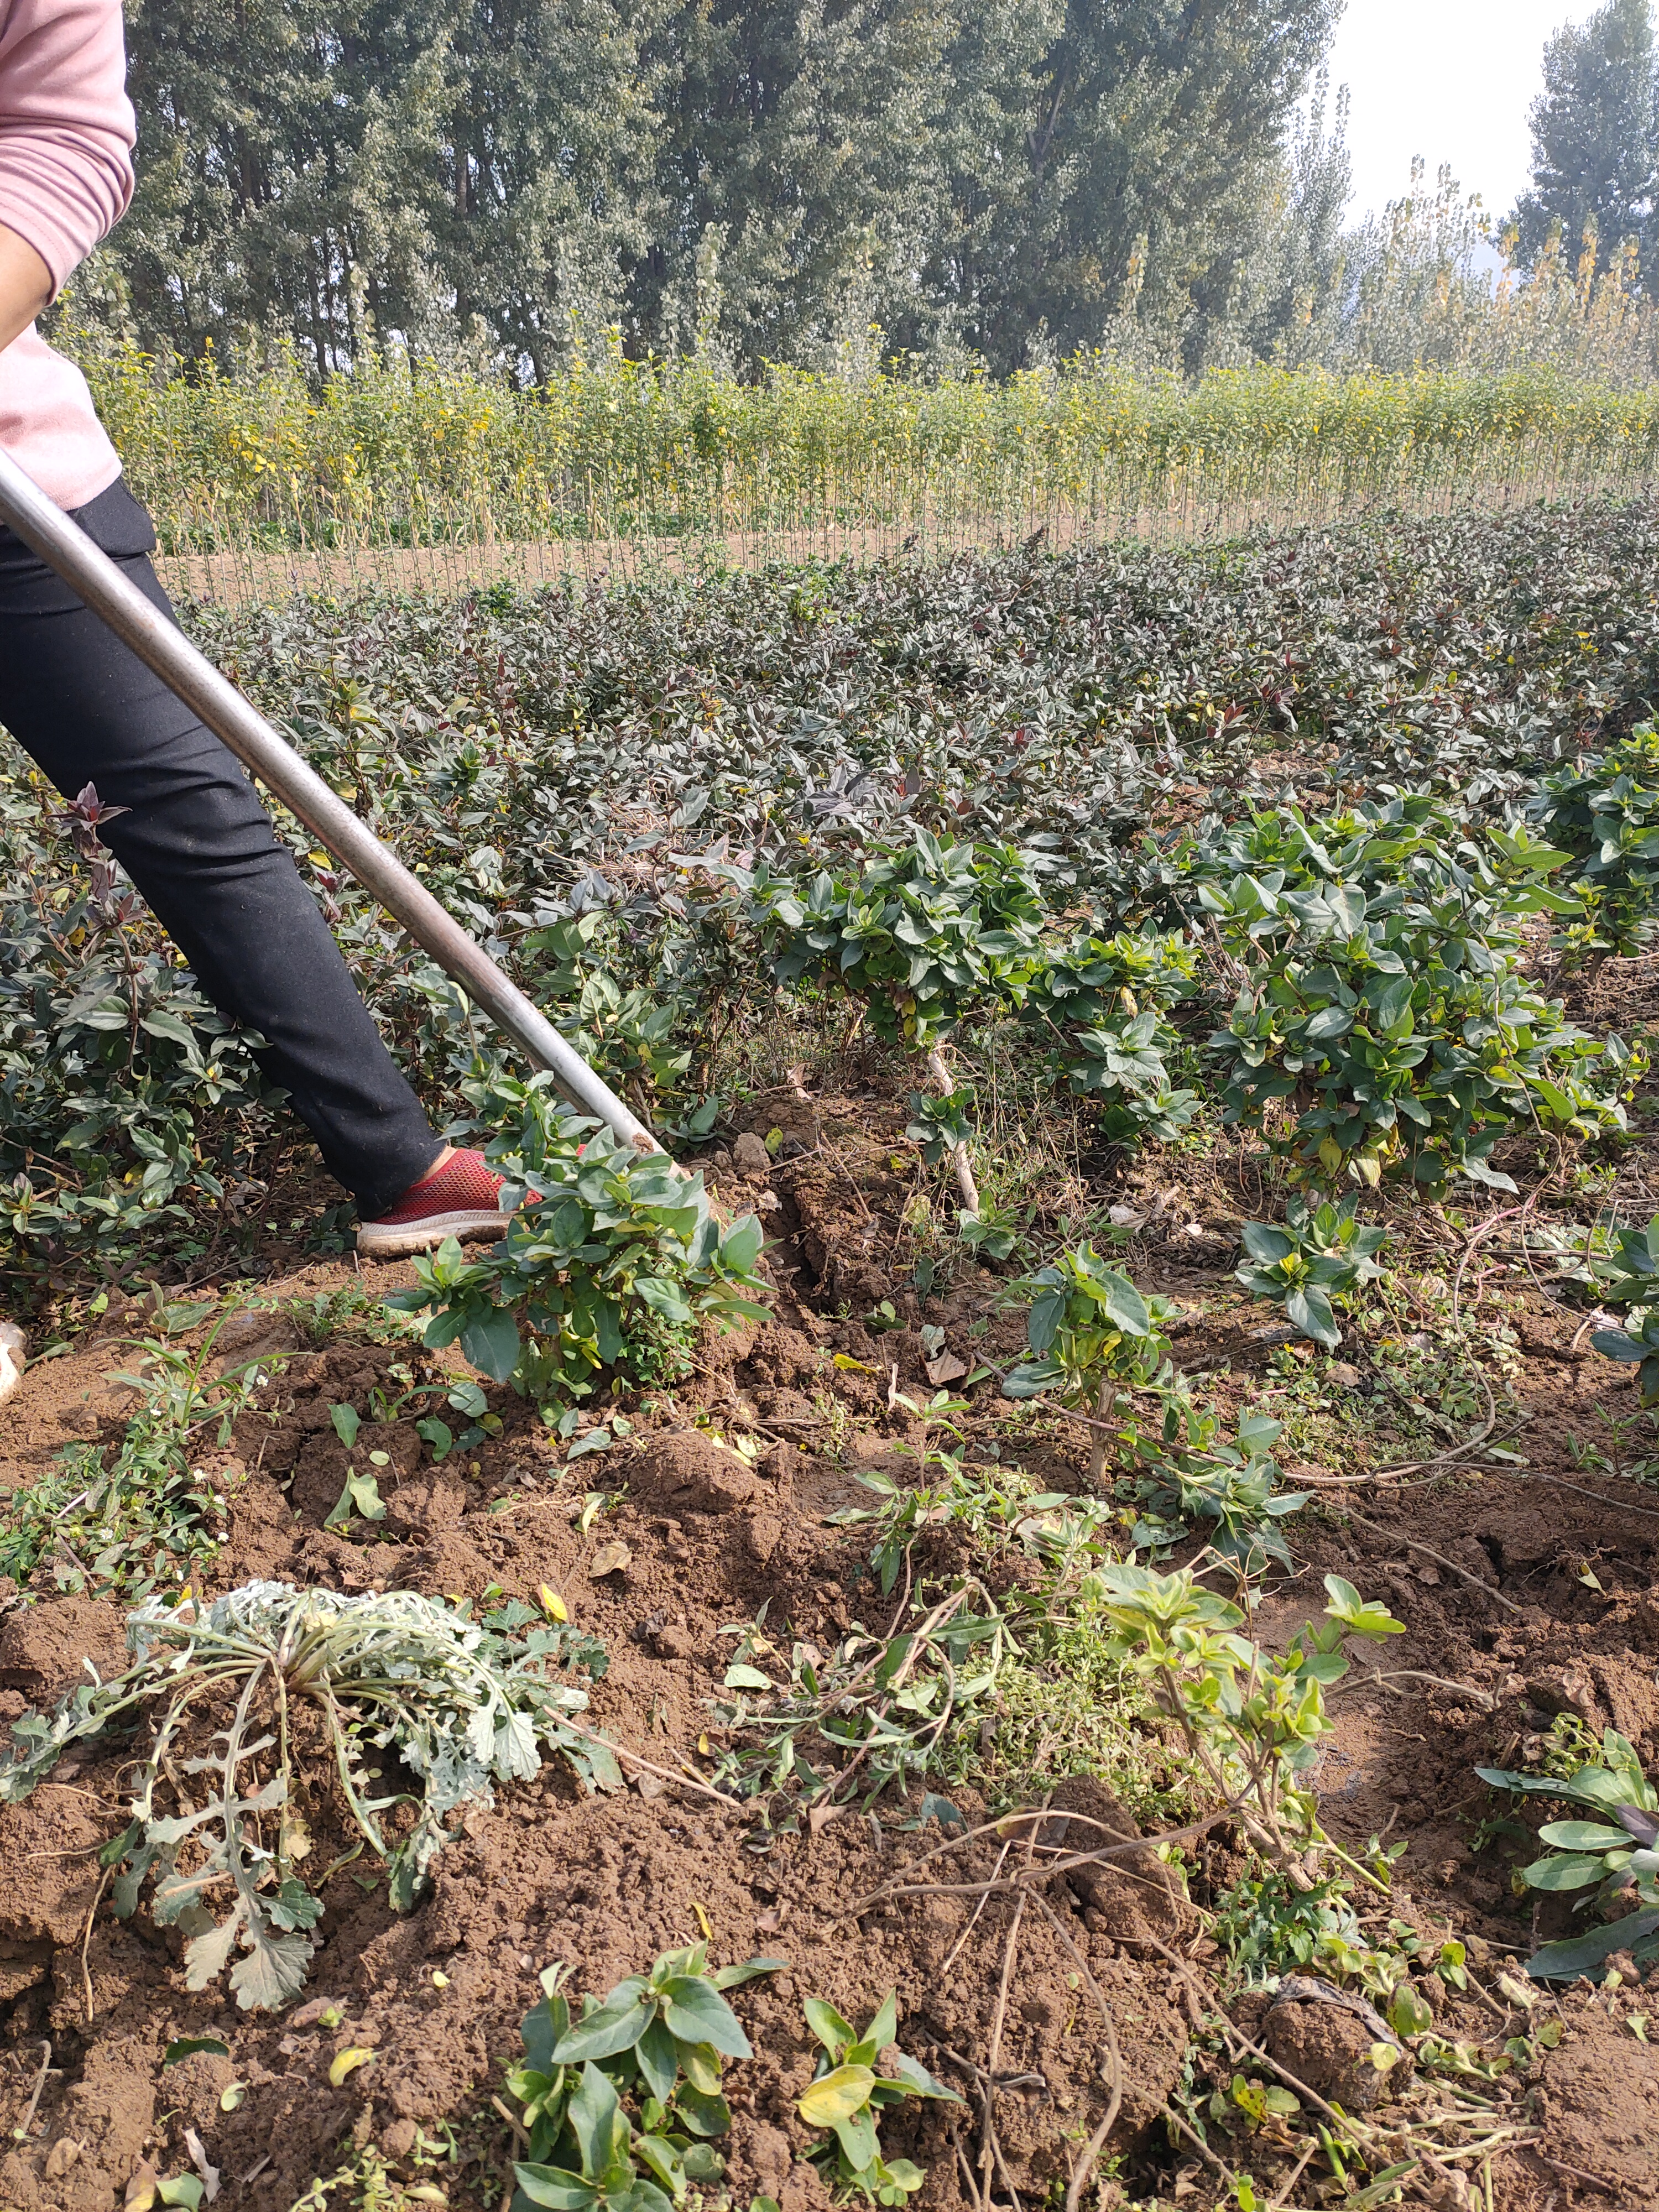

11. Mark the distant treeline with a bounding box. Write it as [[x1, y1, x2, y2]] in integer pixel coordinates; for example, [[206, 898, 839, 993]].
[[87, 0, 1349, 380]]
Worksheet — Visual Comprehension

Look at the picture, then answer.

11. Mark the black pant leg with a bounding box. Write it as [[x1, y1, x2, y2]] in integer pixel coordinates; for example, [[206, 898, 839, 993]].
[[0, 479, 440, 1218]]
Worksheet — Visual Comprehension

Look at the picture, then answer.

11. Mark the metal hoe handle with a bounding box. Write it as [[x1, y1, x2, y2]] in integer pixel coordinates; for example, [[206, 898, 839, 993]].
[[0, 444, 662, 1156]]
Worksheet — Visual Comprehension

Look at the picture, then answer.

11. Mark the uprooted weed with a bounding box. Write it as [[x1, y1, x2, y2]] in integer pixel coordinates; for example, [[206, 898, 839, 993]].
[[0, 1582, 619, 2009]]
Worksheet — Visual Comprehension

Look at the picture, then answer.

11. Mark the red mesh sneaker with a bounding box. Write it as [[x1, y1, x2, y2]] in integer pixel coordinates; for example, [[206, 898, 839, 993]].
[[357, 1147, 513, 1260]]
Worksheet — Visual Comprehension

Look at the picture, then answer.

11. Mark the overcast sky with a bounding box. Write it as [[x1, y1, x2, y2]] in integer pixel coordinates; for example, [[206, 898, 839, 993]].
[[1327, 0, 1601, 226]]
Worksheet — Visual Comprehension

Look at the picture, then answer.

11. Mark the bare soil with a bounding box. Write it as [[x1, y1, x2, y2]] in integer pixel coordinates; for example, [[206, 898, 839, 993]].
[[1, 1086, 1657, 2210]]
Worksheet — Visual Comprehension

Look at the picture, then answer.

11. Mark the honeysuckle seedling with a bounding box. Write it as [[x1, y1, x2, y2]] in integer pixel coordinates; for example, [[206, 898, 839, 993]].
[[508, 1950, 778, 2212], [1235, 1193, 1387, 1349], [1084, 1564, 1404, 1872], [1478, 1730, 1659, 1914], [552, 1942, 781, 2127], [387, 1081, 769, 1401], [797, 1991, 961, 2204], [1003, 1244, 1177, 1484]]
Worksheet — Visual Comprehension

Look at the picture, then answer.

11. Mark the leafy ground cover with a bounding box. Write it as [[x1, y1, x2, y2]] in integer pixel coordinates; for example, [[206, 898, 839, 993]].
[[3, 496, 1659, 2208]]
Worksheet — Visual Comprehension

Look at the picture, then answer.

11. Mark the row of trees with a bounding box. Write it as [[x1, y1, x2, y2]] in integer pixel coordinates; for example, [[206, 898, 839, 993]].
[[103, 0, 1344, 378], [77, 0, 1659, 385]]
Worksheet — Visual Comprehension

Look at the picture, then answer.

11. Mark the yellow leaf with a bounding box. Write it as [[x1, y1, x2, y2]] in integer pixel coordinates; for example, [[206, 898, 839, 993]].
[[328, 2048, 375, 2087], [220, 2081, 246, 2113], [124, 2162, 161, 2210], [539, 1584, 568, 1623], [431, 1970, 450, 1989], [692, 1901, 712, 1939], [832, 1353, 875, 1373], [1366, 2043, 1400, 2072], [697, 1733, 711, 1755], [307, 850, 332, 868], [799, 2065, 877, 2127]]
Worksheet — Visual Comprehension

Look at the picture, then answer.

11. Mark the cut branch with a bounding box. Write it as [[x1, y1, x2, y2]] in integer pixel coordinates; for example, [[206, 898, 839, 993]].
[[925, 1045, 980, 1216]]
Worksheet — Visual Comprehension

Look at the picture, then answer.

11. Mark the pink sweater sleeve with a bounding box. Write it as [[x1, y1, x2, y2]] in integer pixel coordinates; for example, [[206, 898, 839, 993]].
[[0, 0, 134, 293]]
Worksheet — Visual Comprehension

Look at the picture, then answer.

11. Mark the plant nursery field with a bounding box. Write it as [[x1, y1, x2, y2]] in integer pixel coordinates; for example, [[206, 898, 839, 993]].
[[3, 499, 1659, 2211]]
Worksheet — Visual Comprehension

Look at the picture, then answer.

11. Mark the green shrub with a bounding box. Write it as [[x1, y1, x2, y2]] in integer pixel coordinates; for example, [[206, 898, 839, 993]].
[[1235, 1193, 1389, 1347], [1002, 1244, 1178, 1483], [1207, 891, 1635, 1192], [1127, 1405, 1308, 1573], [751, 829, 1048, 1048], [519, 914, 693, 1117], [1087, 1564, 1404, 1866], [387, 1078, 768, 1398], [1166, 790, 1636, 1189], [1014, 927, 1199, 1138], [1532, 724, 1659, 959]]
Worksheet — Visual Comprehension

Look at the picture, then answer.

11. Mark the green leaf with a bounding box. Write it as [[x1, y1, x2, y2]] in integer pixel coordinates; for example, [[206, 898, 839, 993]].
[[1526, 1907, 1659, 1981], [163, 2036, 230, 2065], [634, 2015, 680, 2104], [863, 1991, 899, 2054], [1520, 1852, 1606, 1891], [1285, 1285, 1339, 1347], [830, 2107, 880, 2176], [1025, 1286, 1066, 1355], [673, 2083, 732, 2136], [711, 1957, 786, 1990], [1538, 1821, 1637, 1852], [632, 2136, 687, 2200], [1094, 1270, 1151, 1335], [1001, 1358, 1061, 1399], [329, 1404, 361, 1448], [804, 1997, 858, 2054], [513, 2163, 596, 2211], [567, 2061, 628, 2180], [880, 2050, 963, 2102], [1322, 1575, 1405, 1638], [1591, 1329, 1646, 1363], [460, 1305, 521, 1383], [720, 1217, 764, 1274], [1475, 1765, 1568, 1797], [552, 1990, 653, 2062], [660, 1974, 752, 2058], [1240, 1223, 1294, 1264]]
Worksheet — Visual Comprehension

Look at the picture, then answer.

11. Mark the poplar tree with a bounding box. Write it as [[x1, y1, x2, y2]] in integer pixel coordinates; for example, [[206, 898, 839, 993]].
[[1511, 0, 1658, 276]]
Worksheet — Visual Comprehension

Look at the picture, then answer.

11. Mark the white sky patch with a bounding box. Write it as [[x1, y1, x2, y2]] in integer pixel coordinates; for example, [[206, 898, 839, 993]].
[[1326, 0, 1604, 226]]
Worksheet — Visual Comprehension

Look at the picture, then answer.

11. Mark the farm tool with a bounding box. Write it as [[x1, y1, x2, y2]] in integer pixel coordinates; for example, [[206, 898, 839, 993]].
[[0, 445, 659, 1156]]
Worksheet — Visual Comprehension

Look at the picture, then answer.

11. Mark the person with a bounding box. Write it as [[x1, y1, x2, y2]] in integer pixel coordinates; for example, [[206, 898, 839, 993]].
[[0, 0, 514, 1329]]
